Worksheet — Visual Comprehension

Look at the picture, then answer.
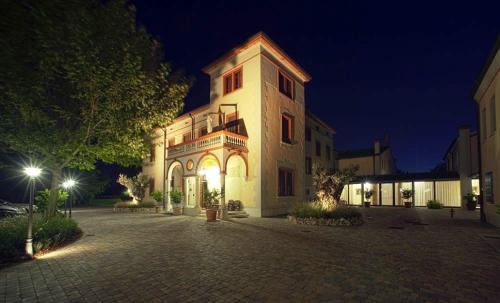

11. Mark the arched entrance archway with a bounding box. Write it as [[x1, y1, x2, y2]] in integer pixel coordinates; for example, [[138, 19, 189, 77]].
[[167, 161, 183, 206], [197, 154, 221, 208]]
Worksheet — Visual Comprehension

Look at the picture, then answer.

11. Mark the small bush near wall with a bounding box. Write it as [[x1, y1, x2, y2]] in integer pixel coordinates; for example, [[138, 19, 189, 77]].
[[426, 200, 443, 209], [0, 215, 82, 262], [288, 203, 363, 226]]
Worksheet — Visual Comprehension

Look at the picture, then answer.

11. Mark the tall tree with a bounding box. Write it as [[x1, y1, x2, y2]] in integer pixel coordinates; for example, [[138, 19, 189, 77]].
[[0, 0, 190, 216]]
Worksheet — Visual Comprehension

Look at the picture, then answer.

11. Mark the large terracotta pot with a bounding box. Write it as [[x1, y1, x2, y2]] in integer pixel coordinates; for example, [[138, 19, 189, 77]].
[[466, 201, 477, 211], [206, 209, 218, 221], [172, 206, 183, 215], [404, 202, 412, 208]]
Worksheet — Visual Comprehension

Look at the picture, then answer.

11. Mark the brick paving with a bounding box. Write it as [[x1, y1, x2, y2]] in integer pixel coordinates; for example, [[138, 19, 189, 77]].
[[1, 207, 500, 302]]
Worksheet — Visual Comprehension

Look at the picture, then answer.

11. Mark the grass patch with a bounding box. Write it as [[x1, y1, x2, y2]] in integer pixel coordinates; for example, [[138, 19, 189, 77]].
[[88, 198, 120, 207], [0, 215, 82, 262]]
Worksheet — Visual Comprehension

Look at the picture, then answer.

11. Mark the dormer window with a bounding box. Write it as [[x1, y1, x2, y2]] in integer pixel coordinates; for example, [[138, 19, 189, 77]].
[[223, 68, 243, 95], [278, 70, 294, 99]]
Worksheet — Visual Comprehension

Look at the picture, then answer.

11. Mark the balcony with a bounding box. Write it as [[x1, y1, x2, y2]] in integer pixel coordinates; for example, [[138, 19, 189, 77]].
[[167, 130, 248, 158]]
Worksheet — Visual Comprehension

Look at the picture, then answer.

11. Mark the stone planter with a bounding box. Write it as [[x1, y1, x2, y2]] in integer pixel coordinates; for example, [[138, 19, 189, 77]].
[[113, 207, 159, 213], [364, 201, 371, 208], [287, 215, 363, 226], [404, 202, 412, 208]]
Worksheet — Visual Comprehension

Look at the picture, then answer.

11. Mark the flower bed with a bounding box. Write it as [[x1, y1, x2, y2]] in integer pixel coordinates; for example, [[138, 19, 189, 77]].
[[113, 201, 161, 213], [0, 215, 82, 262], [288, 204, 363, 226]]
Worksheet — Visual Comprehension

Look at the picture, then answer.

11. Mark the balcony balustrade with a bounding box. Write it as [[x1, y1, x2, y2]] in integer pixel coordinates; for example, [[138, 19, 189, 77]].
[[167, 130, 247, 158]]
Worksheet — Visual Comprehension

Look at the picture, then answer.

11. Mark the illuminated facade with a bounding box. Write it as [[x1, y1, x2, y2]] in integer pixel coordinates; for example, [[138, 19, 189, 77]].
[[336, 140, 397, 176], [443, 126, 480, 207], [472, 37, 500, 226], [143, 32, 334, 217]]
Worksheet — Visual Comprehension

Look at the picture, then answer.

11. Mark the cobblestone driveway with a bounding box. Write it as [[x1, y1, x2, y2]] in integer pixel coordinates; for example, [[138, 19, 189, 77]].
[[1, 207, 500, 302]]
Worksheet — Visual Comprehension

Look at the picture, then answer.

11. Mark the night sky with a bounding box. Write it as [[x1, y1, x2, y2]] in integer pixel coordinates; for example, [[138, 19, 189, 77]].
[[132, 0, 499, 172]]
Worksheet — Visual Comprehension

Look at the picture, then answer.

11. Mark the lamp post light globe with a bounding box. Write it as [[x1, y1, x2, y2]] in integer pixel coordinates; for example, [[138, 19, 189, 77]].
[[62, 179, 77, 218], [23, 166, 42, 178], [62, 179, 76, 189], [23, 166, 42, 258]]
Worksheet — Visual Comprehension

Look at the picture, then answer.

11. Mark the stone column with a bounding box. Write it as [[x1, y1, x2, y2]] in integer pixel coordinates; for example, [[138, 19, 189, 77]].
[[220, 172, 227, 219]]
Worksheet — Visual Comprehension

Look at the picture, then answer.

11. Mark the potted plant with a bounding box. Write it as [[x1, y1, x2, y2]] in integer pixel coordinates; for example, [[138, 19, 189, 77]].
[[170, 190, 183, 215], [151, 191, 164, 212], [401, 189, 414, 208], [203, 189, 221, 221], [364, 190, 373, 208], [463, 193, 478, 211]]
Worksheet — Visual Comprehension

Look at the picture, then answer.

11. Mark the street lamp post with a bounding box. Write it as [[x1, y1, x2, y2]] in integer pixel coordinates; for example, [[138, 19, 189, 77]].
[[62, 179, 76, 218], [23, 166, 42, 258]]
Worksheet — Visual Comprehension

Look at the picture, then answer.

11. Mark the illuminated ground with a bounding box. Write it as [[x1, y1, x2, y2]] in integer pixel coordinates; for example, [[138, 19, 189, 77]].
[[1, 207, 500, 302]]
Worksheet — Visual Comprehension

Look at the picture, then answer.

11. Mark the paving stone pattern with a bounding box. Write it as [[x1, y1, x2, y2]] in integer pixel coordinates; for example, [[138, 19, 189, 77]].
[[1, 207, 500, 302]]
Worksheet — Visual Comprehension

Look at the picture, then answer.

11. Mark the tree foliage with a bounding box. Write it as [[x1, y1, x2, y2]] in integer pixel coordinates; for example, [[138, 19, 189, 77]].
[[0, 0, 190, 216], [312, 165, 358, 210], [117, 173, 150, 204]]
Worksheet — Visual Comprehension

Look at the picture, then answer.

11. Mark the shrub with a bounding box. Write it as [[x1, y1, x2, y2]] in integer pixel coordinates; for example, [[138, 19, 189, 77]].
[[426, 200, 443, 209], [170, 190, 183, 205], [33, 216, 81, 252], [140, 201, 157, 208], [289, 203, 362, 220], [35, 189, 68, 213], [0, 215, 81, 261], [289, 203, 327, 218], [151, 191, 164, 204]]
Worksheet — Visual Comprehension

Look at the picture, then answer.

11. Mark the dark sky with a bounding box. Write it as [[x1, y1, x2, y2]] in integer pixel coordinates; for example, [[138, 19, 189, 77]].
[[133, 0, 499, 172]]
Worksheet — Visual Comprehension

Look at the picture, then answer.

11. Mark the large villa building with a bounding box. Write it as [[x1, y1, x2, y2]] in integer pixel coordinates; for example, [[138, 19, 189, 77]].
[[143, 32, 335, 217], [472, 36, 500, 227]]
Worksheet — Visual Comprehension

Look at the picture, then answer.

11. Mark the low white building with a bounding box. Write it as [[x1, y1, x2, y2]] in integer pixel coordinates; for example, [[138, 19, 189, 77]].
[[143, 32, 335, 217]]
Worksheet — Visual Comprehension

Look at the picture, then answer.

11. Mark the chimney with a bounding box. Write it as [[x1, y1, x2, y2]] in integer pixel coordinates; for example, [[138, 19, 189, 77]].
[[374, 140, 381, 155]]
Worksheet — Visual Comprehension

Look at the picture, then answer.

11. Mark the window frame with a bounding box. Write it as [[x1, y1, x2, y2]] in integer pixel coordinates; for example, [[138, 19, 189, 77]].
[[199, 126, 208, 137], [225, 111, 240, 134], [326, 145, 331, 161], [278, 167, 295, 196], [305, 157, 312, 175], [183, 132, 192, 143], [316, 140, 321, 157], [485, 172, 494, 203], [222, 67, 243, 96], [278, 70, 294, 100], [281, 113, 294, 144]]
